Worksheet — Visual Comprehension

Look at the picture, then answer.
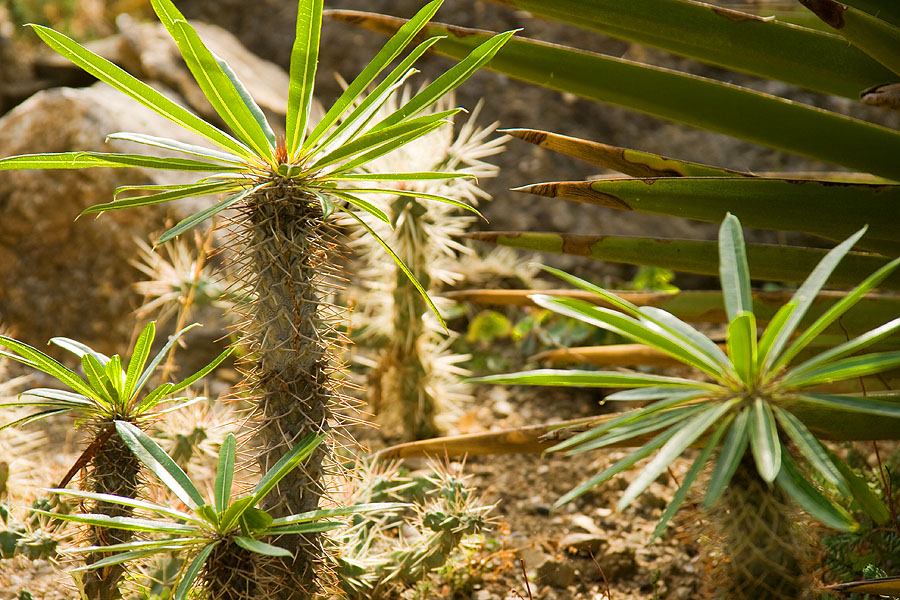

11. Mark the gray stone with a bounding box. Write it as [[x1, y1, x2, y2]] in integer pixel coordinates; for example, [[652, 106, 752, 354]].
[[0, 83, 220, 353], [559, 532, 609, 557]]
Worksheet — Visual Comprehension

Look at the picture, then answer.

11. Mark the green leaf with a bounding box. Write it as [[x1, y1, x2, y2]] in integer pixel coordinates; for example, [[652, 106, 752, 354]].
[[471, 368, 718, 390], [82, 182, 234, 215], [787, 317, 900, 381], [304, 0, 443, 151], [330, 191, 389, 225], [343, 187, 483, 218], [125, 322, 155, 400], [554, 425, 683, 507], [313, 110, 459, 171], [269, 502, 409, 526], [133, 323, 200, 397], [344, 207, 447, 330], [797, 393, 900, 418], [169, 348, 234, 396], [0, 408, 72, 430], [15, 388, 95, 407], [571, 405, 703, 454], [749, 397, 781, 483], [705, 408, 750, 508], [781, 351, 900, 388], [249, 434, 324, 506], [174, 542, 217, 600], [264, 521, 343, 534], [49, 337, 110, 365], [158, 182, 267, 244], [774, 256, 900, 371], [0, 336, 97, 400], [71, 548, 180, 572], [106, 132, 245, 165], [136, 382, 175, 414], [214, 434, 236, 514], [332, 15, 900, 179], [25, 24, 253, 160], [233, 536, 292, 557], [81, 354, 115, 405], [239, 507, 273, 533], [36, 510, 196, 534], [727, 312, 758, 386], [605, 387, 705, 402], [214, 56, 277, 149], [115, 421, 206, 509], [650, 416, 731, 541], [220, 497, 256, 532], [0, 151, 238, 173], [493, 0, 894, 99], [772, 406, 849, 496], [376, 29, 517, 131], [516, 179, 900, 255], [757, 302, 797, 369], [149, 0, 273, 159], [775, 452, 857, 531], [761, 227, 867, 371], [46, 488, 201, 525], [285, 0, 323, 155], [719, 214, 752, 321], [531, 295, 727, 379], [618, 400, 737, 510], [830, 450, 890, 524], [466, 232, 900, 291], [329, 171, 471, 181]]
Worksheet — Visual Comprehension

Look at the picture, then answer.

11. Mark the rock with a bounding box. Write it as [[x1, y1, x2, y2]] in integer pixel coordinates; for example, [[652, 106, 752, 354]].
[[536, 558, 577, 588], [0, 83, 220, 354], [559, 532, 609, 557], [36, 17, 290, 129], [599, 547, 639, 581]]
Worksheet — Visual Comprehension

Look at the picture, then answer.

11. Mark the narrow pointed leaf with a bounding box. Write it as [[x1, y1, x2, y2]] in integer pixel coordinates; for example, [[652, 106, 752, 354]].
[[233, 536, 292, 557], [471, 368, 718, 390], [727, 312, 757, 386], [50, 337, 110, 365], [344, 187, 483, 217], [554, 425, 683, 507], [26, 24, 254, 159], [776, 256, 900, 369], [781, 351, 900, 388], [305, 0, 443, 150], [705, 408, 750, 507], [830, 449, 890, 524], [605, 387, 706, 402], [572, 405, 703, 454], [107, 132, 245, 164], [158, 183, 266, 244], [250, 434, 324, 505], [133, 323, 200, 397], [762, 227, 867, 371], [169, 348, 234, 395], [374, 29, 517, 131], [330, 191, 389, 225], [215, 434, 236, 513], [47, 488, 201, 525], [115, 420, 205, 509], [269, 502, 409, 526], [125, 323, 154, 400], [775, 452, 856, 531], [83, 182, 234, 215], [36, 510, 196, 534], [505, 128, 750, 177], [286, 0, 323, 154], [345, 208, 447, 329], [81, 354, 115, 404], [16, 388, 95, 407], [618, 400, 737, 510], [749, 397, 781, 482], [797, 393, 900, 418], [0, 151, 238, 173], [719, 215, 752, 320], [651, 416, 731, 541], [757, 302, 797, 368], [772, 406, 849, 496], [788, 317, 900, 379], [174, 542, 217, 600]]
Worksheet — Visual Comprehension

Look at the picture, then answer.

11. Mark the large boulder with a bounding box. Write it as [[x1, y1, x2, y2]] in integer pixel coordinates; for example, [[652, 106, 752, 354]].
[[0, 82, 220, 354]]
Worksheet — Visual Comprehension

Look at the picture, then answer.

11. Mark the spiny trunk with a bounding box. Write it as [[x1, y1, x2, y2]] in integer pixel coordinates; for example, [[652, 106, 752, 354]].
[[370, 199, 440, 440], [81, 424, 142, 600], [711, 456, 811, 600], [237, 181, 342, 598]]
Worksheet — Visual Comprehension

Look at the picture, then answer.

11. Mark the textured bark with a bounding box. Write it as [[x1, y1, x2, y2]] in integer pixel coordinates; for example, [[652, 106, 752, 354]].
[[81, 426, 143, 600], [236, 181, 343, 599], [711, 457, 811, 600]]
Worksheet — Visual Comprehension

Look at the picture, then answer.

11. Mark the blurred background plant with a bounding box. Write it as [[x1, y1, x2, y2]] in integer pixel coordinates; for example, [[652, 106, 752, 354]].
[[348, 87, 506, 440], [331, 459, 490, 599], [476, 215, 900, 598]]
